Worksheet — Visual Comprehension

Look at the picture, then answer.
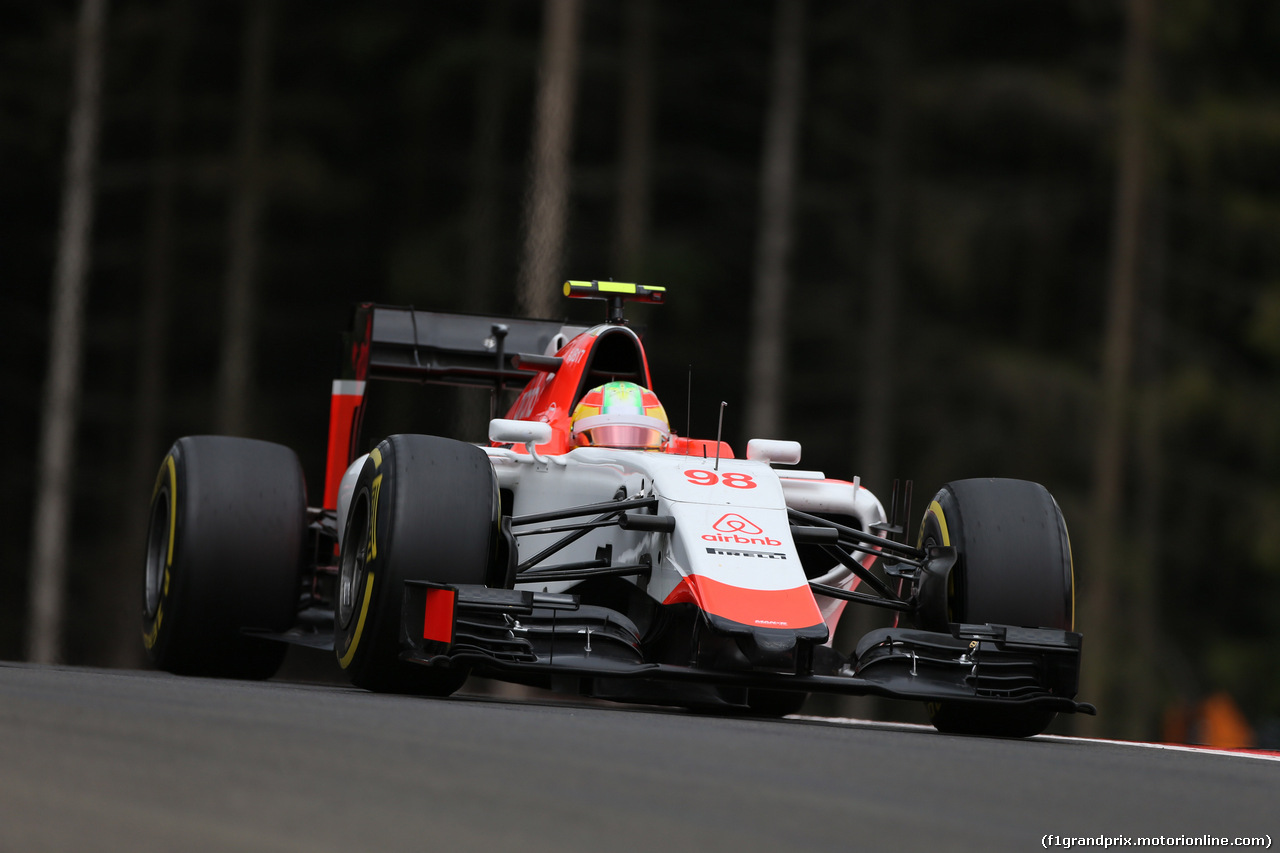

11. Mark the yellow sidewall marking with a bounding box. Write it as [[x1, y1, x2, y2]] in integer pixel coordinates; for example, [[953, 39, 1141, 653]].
[[369, 474, 382, 561], [143, 455, 178, 650], [149, 455, 178, 567], [338, 572, 375, 669], [370, 447, 382, 468], [918, 500, 955, 625], [927, 500, 950, 546], [164, 456, 177, 566]]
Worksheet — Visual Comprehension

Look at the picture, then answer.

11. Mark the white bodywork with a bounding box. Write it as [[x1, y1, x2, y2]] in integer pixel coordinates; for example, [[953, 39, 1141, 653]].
[[484, 443, 886, 640], [335, 453, 370, 549]]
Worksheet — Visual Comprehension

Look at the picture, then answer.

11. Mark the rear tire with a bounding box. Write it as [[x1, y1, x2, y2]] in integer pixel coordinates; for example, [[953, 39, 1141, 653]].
[[142, 436, 306, 679], [334, 434, 501, 695], [916, 478, 1073, 738]]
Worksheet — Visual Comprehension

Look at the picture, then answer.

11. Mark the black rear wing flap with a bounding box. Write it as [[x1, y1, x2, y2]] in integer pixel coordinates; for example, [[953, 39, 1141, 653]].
[[344, 303, 587, 389]]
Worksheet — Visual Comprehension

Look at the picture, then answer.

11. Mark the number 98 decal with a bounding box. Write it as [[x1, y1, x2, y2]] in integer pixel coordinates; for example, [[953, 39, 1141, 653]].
[[684, 470, 757, 489]]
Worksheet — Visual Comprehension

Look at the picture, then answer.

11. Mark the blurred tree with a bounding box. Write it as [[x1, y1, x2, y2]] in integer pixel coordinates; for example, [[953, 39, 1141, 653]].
[[215, 0, 275, 437], [1081, 0, 1154, 737], [109, 0, 194, 669], [1145, 0, 1280, 734], [1126, 180, 1168, 739], [746, 0, 806, 440], [829, 0, 909, 722], [25, 0, 108, 665], [613, 0, 655, 280], [465, 0, 513, 312], [519, 0, 583, 318], [856, 0, 908, 498]]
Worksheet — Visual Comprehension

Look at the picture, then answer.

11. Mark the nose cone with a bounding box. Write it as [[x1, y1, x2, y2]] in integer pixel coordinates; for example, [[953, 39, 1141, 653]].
[[736, 627, 800, 668], [664, 574, 825, 631], [700, 612, 830, 670]]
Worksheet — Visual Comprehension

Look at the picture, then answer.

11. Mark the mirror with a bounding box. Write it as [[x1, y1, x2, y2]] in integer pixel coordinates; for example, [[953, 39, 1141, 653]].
[[746, 438, 801, 465], [489, 418, 553, 447]]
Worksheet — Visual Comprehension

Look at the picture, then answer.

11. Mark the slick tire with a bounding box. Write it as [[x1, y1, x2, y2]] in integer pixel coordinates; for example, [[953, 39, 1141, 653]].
[[916, 478, 1074, 738], [142, 436, 306, 679], [334, 434, 501, 695]]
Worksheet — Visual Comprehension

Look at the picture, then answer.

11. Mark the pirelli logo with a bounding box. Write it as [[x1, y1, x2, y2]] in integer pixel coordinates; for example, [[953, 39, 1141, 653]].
[[706, 547, 787, 560]]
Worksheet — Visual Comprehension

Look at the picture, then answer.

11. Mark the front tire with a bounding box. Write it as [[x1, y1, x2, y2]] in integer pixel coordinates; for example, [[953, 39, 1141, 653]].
[[142, 436, 306, 679], [916, 478, 1074, 737], [334, 434, 501, 694]]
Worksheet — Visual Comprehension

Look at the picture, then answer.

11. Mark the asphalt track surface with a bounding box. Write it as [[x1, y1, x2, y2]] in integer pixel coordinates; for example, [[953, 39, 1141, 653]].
[[1, 662, 1275, 853]]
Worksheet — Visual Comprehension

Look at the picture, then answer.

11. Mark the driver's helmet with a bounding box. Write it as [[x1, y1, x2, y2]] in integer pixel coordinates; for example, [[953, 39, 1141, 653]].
[[571, 381, 670, 450]]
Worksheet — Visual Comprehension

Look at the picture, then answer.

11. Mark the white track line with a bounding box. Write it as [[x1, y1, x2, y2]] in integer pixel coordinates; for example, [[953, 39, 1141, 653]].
[[787, 715, 1280, 762]]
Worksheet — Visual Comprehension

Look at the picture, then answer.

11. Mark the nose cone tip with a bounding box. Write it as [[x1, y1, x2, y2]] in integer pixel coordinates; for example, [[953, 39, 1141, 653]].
[[735, 628, 798, 668]]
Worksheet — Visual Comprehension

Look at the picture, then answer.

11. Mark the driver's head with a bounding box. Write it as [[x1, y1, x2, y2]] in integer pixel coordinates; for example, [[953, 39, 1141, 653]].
[[571, 381, 669, 450]]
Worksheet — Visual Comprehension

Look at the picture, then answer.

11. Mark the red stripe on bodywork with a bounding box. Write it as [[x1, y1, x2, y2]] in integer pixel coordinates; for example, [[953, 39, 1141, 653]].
[[323, 391, 364, 509], [662, 575, 823, 630], [423, 587, 457, 645]]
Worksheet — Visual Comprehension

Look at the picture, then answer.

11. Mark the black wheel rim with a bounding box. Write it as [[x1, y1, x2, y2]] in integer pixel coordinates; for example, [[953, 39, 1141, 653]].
[[337, 491, 370, 630], [144, 487, 170, 618]]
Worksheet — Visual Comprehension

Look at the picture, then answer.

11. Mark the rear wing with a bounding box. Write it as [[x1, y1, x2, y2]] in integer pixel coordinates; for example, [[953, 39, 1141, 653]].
[[323, 303, 587, 508], [341, 303, 586, 386]]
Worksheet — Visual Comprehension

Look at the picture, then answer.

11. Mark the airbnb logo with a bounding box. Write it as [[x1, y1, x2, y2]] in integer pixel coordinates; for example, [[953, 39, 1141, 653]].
[[713, 513, 763, 534], [704, 513, 780, 547]]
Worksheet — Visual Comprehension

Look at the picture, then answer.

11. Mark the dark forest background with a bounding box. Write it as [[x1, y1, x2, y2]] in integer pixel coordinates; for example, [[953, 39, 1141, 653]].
[[5, 0, 1280, 744]]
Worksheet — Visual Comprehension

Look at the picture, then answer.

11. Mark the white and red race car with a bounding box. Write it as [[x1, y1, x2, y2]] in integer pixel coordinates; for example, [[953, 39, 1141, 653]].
[[142, 281, 1092, 736]]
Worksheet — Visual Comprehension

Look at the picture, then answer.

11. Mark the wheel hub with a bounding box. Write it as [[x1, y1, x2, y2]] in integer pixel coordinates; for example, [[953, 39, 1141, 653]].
[[338, 494, 370, 629]]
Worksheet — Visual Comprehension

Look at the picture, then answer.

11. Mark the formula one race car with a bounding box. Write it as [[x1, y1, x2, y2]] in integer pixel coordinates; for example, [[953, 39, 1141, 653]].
[[141, 281, 1094, 737]]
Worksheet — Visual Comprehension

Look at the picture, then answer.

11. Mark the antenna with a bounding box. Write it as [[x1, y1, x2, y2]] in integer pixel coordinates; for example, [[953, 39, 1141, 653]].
[[714, 401, 727, 471], [685, 365, 692, 456]]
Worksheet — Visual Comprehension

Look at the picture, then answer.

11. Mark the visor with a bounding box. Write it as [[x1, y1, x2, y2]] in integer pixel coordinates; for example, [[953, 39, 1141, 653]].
[[571, 413, 670, 450]]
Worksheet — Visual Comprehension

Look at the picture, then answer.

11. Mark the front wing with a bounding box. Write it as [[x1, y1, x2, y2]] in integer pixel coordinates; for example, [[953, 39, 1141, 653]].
[[400, 582, 1095, 716]]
